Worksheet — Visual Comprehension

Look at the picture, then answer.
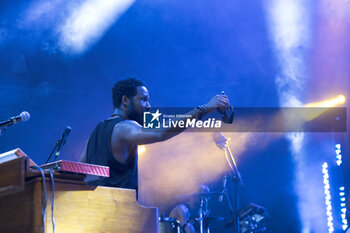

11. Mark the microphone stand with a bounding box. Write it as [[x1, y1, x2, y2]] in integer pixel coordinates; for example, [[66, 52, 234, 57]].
[[0, 120, 14, 132], [199, 193, 211, 233], [45, 127, 71, 164], [45, 137, 65, 164], [224, 138, 244, 233]]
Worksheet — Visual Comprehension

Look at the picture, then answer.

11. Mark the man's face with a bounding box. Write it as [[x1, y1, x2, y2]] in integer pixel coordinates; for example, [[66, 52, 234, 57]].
[[128, 86, 151, 125]]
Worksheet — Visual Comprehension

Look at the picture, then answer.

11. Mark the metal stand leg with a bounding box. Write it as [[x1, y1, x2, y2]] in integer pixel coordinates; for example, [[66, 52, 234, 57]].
[[224, 138, 244, 233], [199, 196, 210, 233]]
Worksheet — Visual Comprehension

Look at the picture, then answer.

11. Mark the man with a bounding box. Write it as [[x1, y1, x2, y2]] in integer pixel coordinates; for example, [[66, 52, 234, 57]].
[[80, 78, 230, 189]]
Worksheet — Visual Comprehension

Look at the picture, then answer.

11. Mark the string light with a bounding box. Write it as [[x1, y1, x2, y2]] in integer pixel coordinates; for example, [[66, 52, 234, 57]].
[[322, 162, 334, 233], [335, 144, 342, 166], [336, 143, 347, 231]]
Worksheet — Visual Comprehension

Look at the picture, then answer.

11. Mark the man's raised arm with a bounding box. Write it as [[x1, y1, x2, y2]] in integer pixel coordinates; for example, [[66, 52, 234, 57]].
[[114, 94, 230, 146]]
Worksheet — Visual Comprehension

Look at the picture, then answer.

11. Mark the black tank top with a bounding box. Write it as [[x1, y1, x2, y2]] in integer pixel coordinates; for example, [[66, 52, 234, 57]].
[[86, 117, 138, 189]]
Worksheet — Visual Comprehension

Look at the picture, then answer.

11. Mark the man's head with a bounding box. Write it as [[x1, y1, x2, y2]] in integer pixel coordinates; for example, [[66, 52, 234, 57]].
[[112, 78, 151, 124]]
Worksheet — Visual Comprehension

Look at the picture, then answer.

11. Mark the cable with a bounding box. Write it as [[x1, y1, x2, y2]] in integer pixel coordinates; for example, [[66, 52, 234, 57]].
[[31, 166, 47, 233], [47, 169, 55, 233]]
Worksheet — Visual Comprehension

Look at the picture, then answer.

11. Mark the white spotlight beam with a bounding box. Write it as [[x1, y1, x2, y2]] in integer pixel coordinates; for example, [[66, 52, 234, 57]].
[[264, 0, 322, 233], [266, 0, 310, 106], [59, 0, 135, 54]]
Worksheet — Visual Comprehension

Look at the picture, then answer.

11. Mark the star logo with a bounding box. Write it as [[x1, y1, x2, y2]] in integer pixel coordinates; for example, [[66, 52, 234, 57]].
[[150, 109, 162, 122], [143, 109, 162, 129]]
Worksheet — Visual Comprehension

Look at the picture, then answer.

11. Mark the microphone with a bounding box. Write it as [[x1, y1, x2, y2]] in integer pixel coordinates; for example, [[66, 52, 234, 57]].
[[212, 132, 227, 150], [219, 91, 234, 124], [219, 175, 228, 202], [0, 111, 30, 129], [45, 126, 72, 164], [56, 126, 72, 152]]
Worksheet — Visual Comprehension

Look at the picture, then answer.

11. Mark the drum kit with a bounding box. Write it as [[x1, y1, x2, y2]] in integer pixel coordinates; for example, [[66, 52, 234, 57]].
[[159, 133, 269, 233], [159, 216, 181, 233], [159, 188, 234, 233], [159, 186, 268, 233]]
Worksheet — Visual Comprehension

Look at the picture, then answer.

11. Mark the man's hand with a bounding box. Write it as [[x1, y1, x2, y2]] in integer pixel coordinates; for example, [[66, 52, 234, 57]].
[[205, 94, 230, 114]]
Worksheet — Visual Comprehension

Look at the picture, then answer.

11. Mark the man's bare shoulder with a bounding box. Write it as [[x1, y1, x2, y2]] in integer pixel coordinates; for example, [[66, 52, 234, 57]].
[[112, 118, 164, 145], [116, 119, 141, 127], [113, 120, 141, 135]]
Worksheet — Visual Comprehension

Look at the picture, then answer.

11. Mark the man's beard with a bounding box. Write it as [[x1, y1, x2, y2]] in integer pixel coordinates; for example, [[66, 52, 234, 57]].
[[127, 102, 143, 125]]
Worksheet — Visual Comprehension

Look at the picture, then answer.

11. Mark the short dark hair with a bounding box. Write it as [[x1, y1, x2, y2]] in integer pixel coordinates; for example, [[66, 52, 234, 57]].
[[112, 78, 144, 108]]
